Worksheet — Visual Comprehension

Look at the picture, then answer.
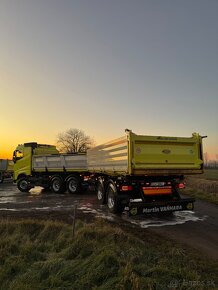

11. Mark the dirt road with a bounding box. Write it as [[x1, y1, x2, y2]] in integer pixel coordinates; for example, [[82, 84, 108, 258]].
[[0, 180, 217, 260]]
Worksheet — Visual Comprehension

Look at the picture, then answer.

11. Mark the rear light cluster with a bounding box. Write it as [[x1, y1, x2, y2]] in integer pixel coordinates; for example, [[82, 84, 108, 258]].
[[120, 185, 133, 191], [176, 183, 186, 189], [119, 182, 185, 192]]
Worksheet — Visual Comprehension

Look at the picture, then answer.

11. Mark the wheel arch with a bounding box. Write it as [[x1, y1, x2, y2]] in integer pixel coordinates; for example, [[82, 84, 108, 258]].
[[65, 173, 80, 183], [17, 173, 27, 180], [50, 174, 64, 181]]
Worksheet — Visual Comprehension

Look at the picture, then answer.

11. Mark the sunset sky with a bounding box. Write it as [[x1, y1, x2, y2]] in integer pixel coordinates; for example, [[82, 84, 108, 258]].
[[0, 0, 217, 159]]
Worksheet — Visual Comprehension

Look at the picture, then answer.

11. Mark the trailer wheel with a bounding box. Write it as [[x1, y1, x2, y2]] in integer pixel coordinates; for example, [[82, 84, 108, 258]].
[[17, 177, 30, 192], [51, 176, 65, 194], [67, 176, 80, 194], [106, 183, 124, 214], [97, 181, 106, 204]]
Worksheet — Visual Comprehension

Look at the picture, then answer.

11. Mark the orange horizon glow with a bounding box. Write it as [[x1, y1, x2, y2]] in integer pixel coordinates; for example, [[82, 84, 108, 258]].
[[0, 150, 14, 160]]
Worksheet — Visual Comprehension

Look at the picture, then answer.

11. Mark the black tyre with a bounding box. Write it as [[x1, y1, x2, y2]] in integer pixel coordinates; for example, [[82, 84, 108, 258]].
[[106, 183, 124, 214], [67, 176, 80, 194], [97, 180, 106, 204], [50, 176, 65, 194], [17, 177, 30, 192]]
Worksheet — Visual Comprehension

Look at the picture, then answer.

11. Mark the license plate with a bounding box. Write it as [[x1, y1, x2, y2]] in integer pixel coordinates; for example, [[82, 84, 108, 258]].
[[150, 182, 165, 187]]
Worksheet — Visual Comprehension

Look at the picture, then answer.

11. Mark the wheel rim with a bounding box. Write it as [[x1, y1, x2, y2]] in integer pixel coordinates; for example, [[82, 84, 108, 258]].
[[20, 180, 28, 190], [69, 180, 77, 192], [108, 192, 115, 209], [53, 179, 61, 191], [97, 189, 103, 200]]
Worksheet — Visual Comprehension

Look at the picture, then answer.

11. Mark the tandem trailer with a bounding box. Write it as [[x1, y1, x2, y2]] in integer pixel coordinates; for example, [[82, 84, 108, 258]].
[[87, 130, 205, 215]]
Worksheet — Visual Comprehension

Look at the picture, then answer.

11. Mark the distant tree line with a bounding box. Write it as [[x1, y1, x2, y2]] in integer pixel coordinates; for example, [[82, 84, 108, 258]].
[[204, 153, 218, 169]]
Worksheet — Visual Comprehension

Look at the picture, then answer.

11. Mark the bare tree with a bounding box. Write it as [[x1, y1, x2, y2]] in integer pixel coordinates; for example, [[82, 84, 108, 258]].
[[57, 128, 94, 153]]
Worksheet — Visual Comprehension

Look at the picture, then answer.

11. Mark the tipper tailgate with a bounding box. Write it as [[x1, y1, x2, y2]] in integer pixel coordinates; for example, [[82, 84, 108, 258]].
[[130, 133, 203, 175]]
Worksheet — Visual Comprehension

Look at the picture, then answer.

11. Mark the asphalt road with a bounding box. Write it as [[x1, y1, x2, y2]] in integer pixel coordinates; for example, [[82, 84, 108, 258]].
[[0, 179, 217, 260]]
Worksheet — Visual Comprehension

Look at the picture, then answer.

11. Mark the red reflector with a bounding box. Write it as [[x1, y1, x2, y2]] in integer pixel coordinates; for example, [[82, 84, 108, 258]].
[[121, 185, 133, 191], [142, 186, 172, 195], [177, 183, 185, 189]]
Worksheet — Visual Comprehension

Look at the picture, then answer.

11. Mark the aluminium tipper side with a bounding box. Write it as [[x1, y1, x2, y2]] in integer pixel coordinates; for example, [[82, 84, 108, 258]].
[[32, 154, 87, 172], [87, 136, 129, 174]]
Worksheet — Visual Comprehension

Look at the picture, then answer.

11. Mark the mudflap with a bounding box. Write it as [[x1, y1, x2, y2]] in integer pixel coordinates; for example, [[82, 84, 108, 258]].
[[128, 198, 195, 216]]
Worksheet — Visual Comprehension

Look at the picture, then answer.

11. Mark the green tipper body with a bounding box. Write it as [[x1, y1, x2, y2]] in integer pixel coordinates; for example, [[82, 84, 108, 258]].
[[87, 131, 204, 176]]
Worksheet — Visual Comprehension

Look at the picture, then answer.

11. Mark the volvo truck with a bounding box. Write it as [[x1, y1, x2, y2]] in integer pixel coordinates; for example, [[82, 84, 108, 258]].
[[13, 142, 88, 193]]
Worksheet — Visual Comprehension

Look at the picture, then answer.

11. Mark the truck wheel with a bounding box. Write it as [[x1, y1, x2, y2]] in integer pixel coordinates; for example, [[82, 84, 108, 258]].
[[97, 181, 106, 204], [106, 183, 124, 214], [67, 176, 80, 194], [17, 177, 30, 192], [51, 176, 65, 194]]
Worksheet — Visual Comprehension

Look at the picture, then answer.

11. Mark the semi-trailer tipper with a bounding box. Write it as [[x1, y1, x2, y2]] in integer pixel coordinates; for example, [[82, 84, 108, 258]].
[[13, 130, 205, 215], [87, 130, 204, 215]]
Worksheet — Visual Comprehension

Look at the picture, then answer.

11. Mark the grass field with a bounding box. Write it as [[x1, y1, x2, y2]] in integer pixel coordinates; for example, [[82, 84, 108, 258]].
[[184, 170, 218, 204], [192, 169, 218, 181], [0, 219, 217, 290]]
